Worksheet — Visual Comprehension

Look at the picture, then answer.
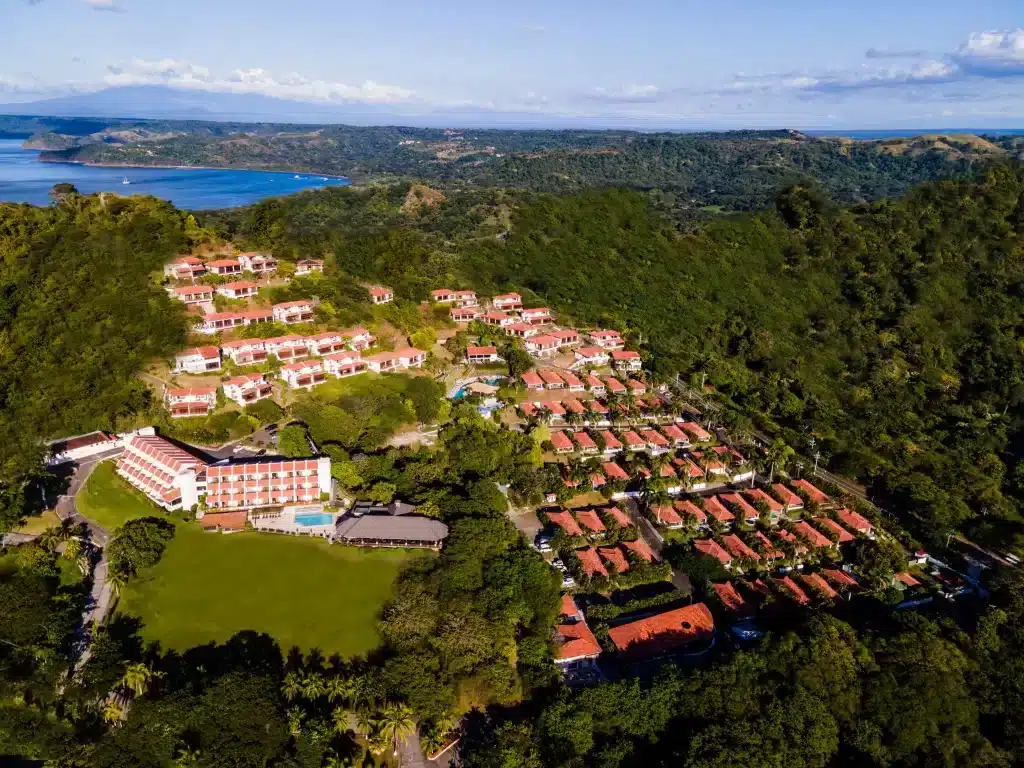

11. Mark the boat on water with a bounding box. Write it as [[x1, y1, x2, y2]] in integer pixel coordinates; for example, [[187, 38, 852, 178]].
[[294, 175, 301, 179], [122, 177, 130, 185]]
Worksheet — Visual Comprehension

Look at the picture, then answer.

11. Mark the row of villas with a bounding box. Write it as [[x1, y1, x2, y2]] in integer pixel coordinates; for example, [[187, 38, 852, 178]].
[[174, 328, 375, 373], [164, 253, 325, 281], [116, 433, 331, 512], [521, 370, 648, 396]]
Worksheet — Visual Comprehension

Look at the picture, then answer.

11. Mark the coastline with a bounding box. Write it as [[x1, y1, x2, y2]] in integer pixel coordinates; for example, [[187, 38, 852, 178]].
[[36, 155, 352, 183]]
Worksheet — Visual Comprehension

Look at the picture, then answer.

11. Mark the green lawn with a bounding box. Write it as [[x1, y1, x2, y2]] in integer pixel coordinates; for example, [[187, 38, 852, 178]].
[[120, 527, 420, 658], [77, 463, 421, 657]]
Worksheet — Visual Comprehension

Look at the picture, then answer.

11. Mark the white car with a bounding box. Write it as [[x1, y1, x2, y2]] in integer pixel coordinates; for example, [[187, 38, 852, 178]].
[[561, 575, 577, 588], [552, 559, 568, 573]]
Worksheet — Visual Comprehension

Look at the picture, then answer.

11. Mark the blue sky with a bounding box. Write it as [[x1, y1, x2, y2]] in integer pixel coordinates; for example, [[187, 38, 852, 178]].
[[3, 0, 1024, 127]]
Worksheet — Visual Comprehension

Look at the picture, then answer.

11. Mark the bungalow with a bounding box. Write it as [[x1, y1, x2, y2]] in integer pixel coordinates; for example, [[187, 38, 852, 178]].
[[622, 537, 656, 563], [550, 329, 580, 347], [238, 308, 274, 325], [772, 483, 804, 512], [573, 431, 599, 454], [279, 360, 328, 390], [712, 581, 751, 616], [216, 280, 260, 299], [294, 258, 324, 276], [678, 421, 713, 443], [823, 569, 860, 589], [576, 508, 606, 534], [627, 378, 647, 395], [837, 508, 875, 537], [525, 335, 560, 357], [165, 386, 217, 418], [589, 330, 625, 350], [237, 252, 277, 274], [223, 373, 273, 406], [196, 311, 246, 334], [776, 576, 810, 606], [540, 369, 564, 389], [603, 461, 630, 482], [639, 429, 670, 452], [606, 505, 633, 527], [562, 398, 587, 416], [341, 327, 375, 351], [483, 311, 515, 327], [695, 538, 733, 567], [272, 300, 315, 324], [754, 530, 785, 560], [619, 430, 646, 452], [895, 571, 921, 588], [492, 292, 522, 310], [173, 285, 215, 304], [598, 545, 630, 573], [691, 450, 727, 477], [719, 492, 758, 524], [673, 457, 706, 485], [547, 510, 584, 536], [575, 546, 609, 579], [430, 289, 458, 303], [174, 346, 221, 374], [791, 479, 830, 506], [520, 307, 552, 324], [816, 517, 855, 544], [608, 603, 715, 658], [800, 572, 839, 600], [554, 597, 602, 669], [611, 350, 642, 372], [305, 331, 348, 356], [466, 346, 501, 364], [452, 290, 478, 307], [744, 488, 784, 519], [588, 399, 610, 416], [505, 322, 540, 338], [605, 377, 627, 395], [164, 255, 206, 280], [264, 335, 309, 361], [703, 496, 736, 527], [560, 371, 585, 391], [543, 401, 567, 418], [363, 348, 426, 373], [575, 347, 610, 367], [651, 503, 683, 528], [207, 258, 242, 276], [661, 424, 690, 447], [550, 431, 574, 454], [521, 371, 545, 391], [585, 375, 606, 394], [449, 306, 482, 323], [722, 534, 760, 563], [675, 499, 708, 527], [221, 339, 267, 365], [368, 286, 394, 304], [322, 351, 367, 378], [793, 521, 834, 549], [599, 432, 623, 453], [776, 529, 809, 556]]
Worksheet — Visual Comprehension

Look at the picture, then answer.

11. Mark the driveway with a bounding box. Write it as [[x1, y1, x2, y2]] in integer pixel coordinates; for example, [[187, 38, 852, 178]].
[[621, 497, 692, 596]]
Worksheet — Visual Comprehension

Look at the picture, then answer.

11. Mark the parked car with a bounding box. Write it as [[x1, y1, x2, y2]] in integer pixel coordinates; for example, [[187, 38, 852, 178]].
[[534, 534, 553, 552], [551, 558, 568, 573], [561, 574, 577, 589]]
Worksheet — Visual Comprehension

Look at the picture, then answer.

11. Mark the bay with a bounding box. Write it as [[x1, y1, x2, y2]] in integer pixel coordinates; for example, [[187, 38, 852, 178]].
[[0, 139, 349, 209]]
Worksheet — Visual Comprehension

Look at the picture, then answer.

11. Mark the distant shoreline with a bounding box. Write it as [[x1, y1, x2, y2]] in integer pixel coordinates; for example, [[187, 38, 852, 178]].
[[35, 155, 351, 183]]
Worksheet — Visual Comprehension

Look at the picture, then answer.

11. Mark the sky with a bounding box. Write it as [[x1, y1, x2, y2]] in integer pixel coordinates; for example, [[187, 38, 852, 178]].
[[3, 0, 1024, 128]]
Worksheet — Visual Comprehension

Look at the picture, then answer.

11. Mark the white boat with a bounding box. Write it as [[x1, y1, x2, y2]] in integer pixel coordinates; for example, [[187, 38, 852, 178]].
[[121, 177, 130, 185], [294, 175, 301, 179]]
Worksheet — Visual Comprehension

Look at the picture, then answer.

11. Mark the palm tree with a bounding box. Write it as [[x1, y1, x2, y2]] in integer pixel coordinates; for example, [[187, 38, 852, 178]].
[[172, 746, 200, 767], [325, 675, 355, 706], [286, 706, 304, 737], [764, 439, 795, 485], [281, 670, 302, 701], [37, 526, 62, 553], [355, 707, 377, 737], [379, 702, 416, 757], [63, 536, 82, 562], [301, 671, 326, 702], [332, 706, 351, 735], [107, 568, 127, 599], [433, 710, 458, 739], [121, 662, 155, 697], [323, 752, 354, 768], [102, 700, 124, 725]]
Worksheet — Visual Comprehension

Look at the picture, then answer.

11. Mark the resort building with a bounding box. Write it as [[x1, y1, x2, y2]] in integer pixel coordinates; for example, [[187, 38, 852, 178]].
[[368, 286, 394, 304], [575, 347, 610, 367], [334, 506, 449, 549], [294, 258, 324, 276], [607, 603, 715, 658], [520, 307, 553, 324], [237, 252, 277, 274], [550, 431, 574, 454], [47, 431, 118, 466], [116, 434, 208, 510], [521, 371, 545, 391], [590, 330, 625, 350], [450, 306, 482, 322], [540, 370, 564, 389], [322, 351, 367, 378], [221, 339, 268, 365], [611, 350, 642, 372], [483, 311, 516, 327], [173, 285, 215, 304], [239, 308, 274, 325], [466, 346, 501, 364], [341, 327, 375, 351], [791, 479, 830, 506], [452, 290, 478, 307], [586, 375, 606, 394], [165, 387, 217, 418], [678, 421, 713, 443], [505, 322, 540, 339], [264, 335, 309, 361], [196, 311, 247, 334], [837, 508, 875, 537], [492, 292, 522, 311], [525, 335, 560, 356], [305, 331, 349, 356], [204, 456, 332, 511], [223, 373, 273, 406], [280, 360, 328, 389], [272, 301, 315, 324], [174, 346, 221, 374], [216, 281, 260, 300], [164, 256, 206, 281], [207, 258, 243, 276], [550, 329, 581, 347], [363, 348, 426, 373], [431, 288, 475, 304], [554, 595, 602, 670], [772, 483, 805, 512], [695, 538, 733, 567]]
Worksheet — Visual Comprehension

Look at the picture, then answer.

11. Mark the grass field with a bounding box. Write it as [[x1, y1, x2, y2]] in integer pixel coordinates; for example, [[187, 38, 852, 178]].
[[77, 462, 421, 657]]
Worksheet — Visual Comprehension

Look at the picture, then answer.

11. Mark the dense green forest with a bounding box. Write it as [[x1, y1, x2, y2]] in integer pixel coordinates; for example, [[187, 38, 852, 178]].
[[18, 112, 1010, 211]]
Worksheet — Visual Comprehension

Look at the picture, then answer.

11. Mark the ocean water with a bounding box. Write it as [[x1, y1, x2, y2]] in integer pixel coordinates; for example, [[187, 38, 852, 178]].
[[0, 139, 349, 210]]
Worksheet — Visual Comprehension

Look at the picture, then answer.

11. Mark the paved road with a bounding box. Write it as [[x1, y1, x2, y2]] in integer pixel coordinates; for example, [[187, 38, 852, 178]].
[[621, 497, 692, 595]]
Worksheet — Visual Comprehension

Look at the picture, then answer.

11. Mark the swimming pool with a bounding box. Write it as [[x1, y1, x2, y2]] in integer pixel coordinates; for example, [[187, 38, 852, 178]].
[[294, 512, 335, 527]]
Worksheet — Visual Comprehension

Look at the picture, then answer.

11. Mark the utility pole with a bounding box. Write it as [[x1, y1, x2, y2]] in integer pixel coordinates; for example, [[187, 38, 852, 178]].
[[813, 450, 821, 474]]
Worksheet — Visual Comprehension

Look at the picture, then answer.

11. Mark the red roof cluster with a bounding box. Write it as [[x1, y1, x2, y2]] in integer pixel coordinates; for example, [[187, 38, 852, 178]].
[[608, 603, 715, 657]]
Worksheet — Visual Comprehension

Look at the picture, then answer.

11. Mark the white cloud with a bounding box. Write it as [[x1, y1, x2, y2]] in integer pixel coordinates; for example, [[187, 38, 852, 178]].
[[86, 0, 125, 12], [101, 58, 415, 104], [954, 29, 1024, 75], [587, 84, 663, 103]]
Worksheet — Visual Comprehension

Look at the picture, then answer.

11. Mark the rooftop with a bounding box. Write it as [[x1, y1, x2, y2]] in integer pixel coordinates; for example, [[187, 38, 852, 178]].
[[607, 603, 715, 657]]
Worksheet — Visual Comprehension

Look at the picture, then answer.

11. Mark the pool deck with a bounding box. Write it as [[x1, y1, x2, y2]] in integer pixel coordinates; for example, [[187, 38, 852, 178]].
[[250, 506, 337, 538]]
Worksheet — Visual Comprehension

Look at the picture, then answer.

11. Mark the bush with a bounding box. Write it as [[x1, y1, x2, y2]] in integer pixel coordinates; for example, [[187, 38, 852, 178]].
[[107, 517, 175, 578], [244, 398, 284, 424]]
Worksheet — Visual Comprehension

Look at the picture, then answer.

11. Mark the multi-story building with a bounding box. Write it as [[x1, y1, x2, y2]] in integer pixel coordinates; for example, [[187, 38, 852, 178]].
[[505, 322, 540, 338], [550, 329, 581, 347], [450, 306, 482, 322], [483, 311, 515, 327], [216, 281, 260, 300], [263, 335, 309, 361], [165, 387, 217, 418], [174, 346, 221, 374], [362, 348, 426, 373], [238, 308, 274, 325], [368, 286, 394, 304], [204, 456, 332, 511], [574, 346, 610, 367], [221, 339, 268, 365], [294, 259, 324, 276], [116, 434, 208, 510], [431, 289, 459, 304], [280, 360, 327, 389], [237, 252, 278, 275], [525, 335, 560, 357], [342, 327, 375, 350], [322, 351, 367, 378], [305, 331, 348, 356], [223, 373, 274, 406], [466, 346, 500, 364], [173, 285, 215, 304], [206, 258, 242, 276], [272, 301, 315, 324], [590, 330, 625, 350], [164, 256, 206, 281], [611, 350, 642, 372], [520, 307, 552, 324], [196, 312, 247, 334], [492, 292, 522, 310]]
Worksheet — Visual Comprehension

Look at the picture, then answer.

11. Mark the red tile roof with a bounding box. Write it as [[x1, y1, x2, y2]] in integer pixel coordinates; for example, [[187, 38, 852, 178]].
[[754, 531, 785, 560], [549, 431, 574, 451], [793, 521, 833, 549], [608, 603, 715, 657], [674, 499, 707, 525], [466, 346, 497, 356], [652, 503, 682, 526], [605, 377, 627, 394], [575, 547, 609, 578], [563, 399, 587, 414], [744, 488, 783, 513], [547, 510, 584, 537], [816, 516, 855, 544], [621, 537, 656, 562], [823, 569, 860, 588], [521, 371, 544, 387], [577, 346, 607, 359], [178, 346, 220, 360], [598, 431, 622, 450], [560, 371, 583, 388], [712, 581, 751, 614], [544, 402, 566, 416], [199, 511, 248, 531], [598, 546, 630, 573], [591, 330, 622, 341], [777, 576, 810, 605], [539, 369, 564, 386], [800, 572, 839, 599], [602, 461, 629, 481], [627, 379, 647, 393], [695, 538, 733, 565], [619, 430, 645, 448], [661, 424, 688, 443], [673, 457, 705, 478], [639, 429, 669, 447], [573, 431, 598, 450], [587, 399, 609, 414], [720, 492, 758, 520], [560, 593, 579, 617], [607, 505, 632, 527], [772, 483, 804, 508], [895, 571, 921, 587], [791, 479, 830, 505], [678, 421, 712, 442], [703, 496, 736, 523], [576, 508, 606, 533], [208, 258, 241, 268], [722, 534, 761, 562], [611, 350, 640, 360], [776, 529, 809, 554], [555, 620, 602, 661], [585, 375, 605, 389], [837, 508, 874, 534]]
